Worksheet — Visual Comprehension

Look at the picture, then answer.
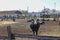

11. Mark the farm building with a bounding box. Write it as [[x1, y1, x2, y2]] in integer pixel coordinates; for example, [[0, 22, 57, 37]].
[[0, 10, 22, 18], [25, 12, 44, 17]]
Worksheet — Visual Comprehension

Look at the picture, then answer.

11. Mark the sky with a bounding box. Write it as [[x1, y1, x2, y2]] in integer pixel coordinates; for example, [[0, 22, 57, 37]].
[[0, 0, 60, 12]]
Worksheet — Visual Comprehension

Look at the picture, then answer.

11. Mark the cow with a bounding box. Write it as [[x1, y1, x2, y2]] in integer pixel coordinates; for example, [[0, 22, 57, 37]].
[[12, 18, 15, 22], [27, 19, 45, 35]]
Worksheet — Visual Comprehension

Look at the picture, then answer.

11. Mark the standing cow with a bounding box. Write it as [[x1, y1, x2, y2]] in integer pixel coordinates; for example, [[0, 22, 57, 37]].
[[28, 19, 45, 35]]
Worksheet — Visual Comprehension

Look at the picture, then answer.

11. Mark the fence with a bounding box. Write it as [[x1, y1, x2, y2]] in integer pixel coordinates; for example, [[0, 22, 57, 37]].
[[0, 26, 60, 40]]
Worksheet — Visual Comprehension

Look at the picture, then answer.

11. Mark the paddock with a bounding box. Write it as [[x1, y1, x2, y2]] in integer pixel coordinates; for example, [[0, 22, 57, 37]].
[[0, 19, 60, 40]]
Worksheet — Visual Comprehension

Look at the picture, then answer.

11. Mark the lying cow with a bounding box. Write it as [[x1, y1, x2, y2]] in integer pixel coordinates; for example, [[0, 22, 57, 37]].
[[28, 19, 45, 35]]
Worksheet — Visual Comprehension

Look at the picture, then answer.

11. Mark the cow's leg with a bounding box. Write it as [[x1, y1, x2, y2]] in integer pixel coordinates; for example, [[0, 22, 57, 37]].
[[36, 29, 39, 36], [36, 31, 38, 35], [33, 31, 35, 35]]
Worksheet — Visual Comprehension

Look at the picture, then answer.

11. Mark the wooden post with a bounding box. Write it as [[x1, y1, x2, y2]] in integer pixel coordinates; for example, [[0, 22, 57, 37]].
[[7, 26, 15, 40]]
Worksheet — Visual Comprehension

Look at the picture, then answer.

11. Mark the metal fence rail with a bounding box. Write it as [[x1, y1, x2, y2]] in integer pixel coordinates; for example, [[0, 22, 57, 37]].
[[0, 34, 60, 40]]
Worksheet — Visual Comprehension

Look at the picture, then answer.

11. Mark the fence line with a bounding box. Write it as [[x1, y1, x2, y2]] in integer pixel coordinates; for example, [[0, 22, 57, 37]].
[[0, 26, 60, 40], [0, 34, 60, 40]]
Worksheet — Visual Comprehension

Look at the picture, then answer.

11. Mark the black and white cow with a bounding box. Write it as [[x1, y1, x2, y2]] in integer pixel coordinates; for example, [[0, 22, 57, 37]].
[[27, 19, 45, 35]]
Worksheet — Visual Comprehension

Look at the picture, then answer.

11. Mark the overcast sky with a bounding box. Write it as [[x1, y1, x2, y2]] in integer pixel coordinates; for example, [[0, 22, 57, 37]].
[[0, 0, 60, 12]]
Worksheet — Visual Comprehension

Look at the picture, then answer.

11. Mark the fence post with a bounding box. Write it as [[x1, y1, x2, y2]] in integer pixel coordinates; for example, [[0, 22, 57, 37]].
[[7, 26, 15, 40]]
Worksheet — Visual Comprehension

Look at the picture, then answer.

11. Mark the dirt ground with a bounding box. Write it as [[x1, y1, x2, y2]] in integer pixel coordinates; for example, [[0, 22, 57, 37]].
[[0, 19, 60, 40]]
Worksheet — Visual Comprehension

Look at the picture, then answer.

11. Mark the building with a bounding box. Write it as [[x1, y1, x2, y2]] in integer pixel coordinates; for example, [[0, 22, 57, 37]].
[[25, 12, 43, 17], [0, 10, 22, 18]]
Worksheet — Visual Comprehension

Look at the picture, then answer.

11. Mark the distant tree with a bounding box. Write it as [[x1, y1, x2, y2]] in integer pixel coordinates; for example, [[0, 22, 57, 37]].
[[52, 9, 59, 21], [52, 9, 56, 13], [42, 14, 50, 18], [41, 8, 51, 18]]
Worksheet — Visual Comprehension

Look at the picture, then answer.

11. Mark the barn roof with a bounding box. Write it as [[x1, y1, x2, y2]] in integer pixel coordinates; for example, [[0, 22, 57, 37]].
[[0, 10, 22, 14]]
